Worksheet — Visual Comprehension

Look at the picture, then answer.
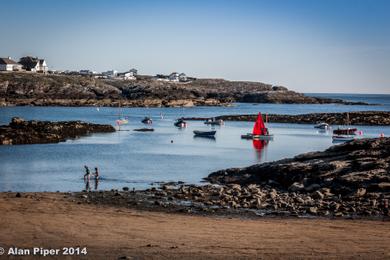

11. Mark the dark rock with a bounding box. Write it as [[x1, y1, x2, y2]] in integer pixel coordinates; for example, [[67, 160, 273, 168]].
[[0, 118, 115, 145], [15, 192, 21, 198], [207, 137, 390, 198]]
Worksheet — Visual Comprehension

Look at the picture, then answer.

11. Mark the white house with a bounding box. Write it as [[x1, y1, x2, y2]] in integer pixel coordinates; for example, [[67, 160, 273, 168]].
[[117, 70, 136, 80], [18, 56, 48, 73], [0, 57, 22, 71]]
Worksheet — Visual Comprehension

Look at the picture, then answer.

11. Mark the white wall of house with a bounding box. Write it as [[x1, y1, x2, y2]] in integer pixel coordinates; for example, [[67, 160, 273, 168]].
[[0, 64, 22, 71], [0, 64, 13, 71]]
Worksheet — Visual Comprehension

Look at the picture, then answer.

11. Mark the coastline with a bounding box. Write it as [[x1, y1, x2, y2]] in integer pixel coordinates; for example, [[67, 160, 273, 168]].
[[1, 192, 390, 259], [0, 72, 372, 107]]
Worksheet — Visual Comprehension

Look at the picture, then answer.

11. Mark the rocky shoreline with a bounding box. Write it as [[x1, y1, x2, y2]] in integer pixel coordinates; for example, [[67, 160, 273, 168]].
[[0, 72, 370, 107], [0, 117, 115, 145], [183, 111, 390, 125], [69, 138, 390, 219]]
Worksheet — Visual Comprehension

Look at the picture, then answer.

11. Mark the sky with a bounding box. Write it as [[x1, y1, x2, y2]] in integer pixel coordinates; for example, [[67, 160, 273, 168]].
[[1, 0, 389, 93]]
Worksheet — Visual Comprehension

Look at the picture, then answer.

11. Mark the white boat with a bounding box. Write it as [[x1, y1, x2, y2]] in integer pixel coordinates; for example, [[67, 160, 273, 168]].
[[314, 122, 330, 129], [174, 119, 187, 128], [204, 118, 224, 125]]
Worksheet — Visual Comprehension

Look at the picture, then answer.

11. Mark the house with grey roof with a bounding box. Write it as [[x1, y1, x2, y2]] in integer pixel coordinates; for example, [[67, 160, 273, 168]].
[[0, 57, 22, 71]]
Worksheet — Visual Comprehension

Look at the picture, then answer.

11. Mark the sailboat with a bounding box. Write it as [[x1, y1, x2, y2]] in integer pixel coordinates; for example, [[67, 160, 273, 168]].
[[332, 112, 357, 142], [115, 101, 129, 131], [241, 112, 273, 140]]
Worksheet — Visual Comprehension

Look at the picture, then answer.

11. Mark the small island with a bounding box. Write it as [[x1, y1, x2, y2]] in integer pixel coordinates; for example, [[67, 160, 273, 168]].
[[0, 117, 115, 145]]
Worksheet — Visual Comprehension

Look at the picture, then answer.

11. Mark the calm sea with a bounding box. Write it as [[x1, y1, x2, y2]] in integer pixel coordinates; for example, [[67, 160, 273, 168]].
[[0, 94, 389, 192]]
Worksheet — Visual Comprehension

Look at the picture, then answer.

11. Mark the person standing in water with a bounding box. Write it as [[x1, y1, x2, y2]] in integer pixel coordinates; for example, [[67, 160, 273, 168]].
[[94, 167, 100, 190], [83, 165, 91, 182], [94, 167, 99, 180]]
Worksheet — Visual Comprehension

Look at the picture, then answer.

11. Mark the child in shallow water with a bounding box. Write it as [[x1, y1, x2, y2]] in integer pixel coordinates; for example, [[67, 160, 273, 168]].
[[94, 167, 99, 180]]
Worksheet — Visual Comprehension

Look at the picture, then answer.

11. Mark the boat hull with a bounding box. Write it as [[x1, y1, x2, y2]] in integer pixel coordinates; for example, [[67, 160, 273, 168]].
[[332, 135, 355, 142], [193, 130, 216, 137], [241, 134, 274, 140]]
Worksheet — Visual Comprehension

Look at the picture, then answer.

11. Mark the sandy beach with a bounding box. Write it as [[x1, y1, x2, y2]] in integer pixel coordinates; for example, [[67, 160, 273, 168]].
[[1, 192, 389, 259]]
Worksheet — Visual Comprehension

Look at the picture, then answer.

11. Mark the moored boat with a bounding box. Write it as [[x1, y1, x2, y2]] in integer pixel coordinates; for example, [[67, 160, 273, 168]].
[[204, 118, 224, 125], [141, 117, 152, 124], [193, 130, 216, 137], [241, 112, 273, 140], [174, 118, 187, 128], [333, 128, 357, 135], [333, 113, 357, 135], [314, 122, 330, 129]]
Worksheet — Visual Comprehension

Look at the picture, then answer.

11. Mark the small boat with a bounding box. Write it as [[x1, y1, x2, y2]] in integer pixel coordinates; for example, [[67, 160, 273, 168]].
[[314, 122, 330, 129], [141, 117, 152, 124], [116, 118, 128, 125], [333, 113, 357, 135], [204, 118, 224, 125], [193, 130, 216, 137], [241, 112, 273, 140], [174, 118, 187, 128]]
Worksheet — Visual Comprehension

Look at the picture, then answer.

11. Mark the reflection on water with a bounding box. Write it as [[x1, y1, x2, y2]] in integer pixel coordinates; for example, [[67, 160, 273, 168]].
[[252, 140, 269, 161]]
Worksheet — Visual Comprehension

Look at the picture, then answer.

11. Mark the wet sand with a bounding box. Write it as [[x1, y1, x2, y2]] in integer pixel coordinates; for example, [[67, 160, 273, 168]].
[[0, 193, 389, 259]]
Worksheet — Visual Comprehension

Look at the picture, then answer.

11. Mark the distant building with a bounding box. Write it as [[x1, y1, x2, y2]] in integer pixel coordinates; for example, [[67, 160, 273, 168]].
[[129, 68, 138, 75], [179, 73, 187, 82], [169, 72, 180, 82], [0, 57, 22, 71], [102, 70, 117, 78], [117, 69, 136, 80], [18, 56, 48, 73], [79, 70, 97, 76]]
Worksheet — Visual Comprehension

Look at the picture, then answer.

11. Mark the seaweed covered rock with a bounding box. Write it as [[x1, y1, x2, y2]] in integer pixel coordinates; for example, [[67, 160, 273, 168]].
[[0, 117, 115, 145]]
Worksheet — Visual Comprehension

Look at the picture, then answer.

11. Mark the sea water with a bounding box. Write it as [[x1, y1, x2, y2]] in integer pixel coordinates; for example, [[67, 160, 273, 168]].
[[0, 94, 389, 192]]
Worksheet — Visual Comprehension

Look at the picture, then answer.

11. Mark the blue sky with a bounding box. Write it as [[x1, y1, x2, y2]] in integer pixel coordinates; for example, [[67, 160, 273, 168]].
[[1, 0, 389, 93]]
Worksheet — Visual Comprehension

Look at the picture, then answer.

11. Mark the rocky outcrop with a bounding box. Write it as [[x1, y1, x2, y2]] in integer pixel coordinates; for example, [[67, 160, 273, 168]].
[[0, 72, 369, 107], [207, 138, 390, 191], [183, 111, 390, 126], [0, 117, 115, 145], [202, 138, 390, 217]]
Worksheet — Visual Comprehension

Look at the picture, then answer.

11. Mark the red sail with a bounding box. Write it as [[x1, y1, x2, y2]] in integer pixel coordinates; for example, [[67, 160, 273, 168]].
[[252, 113, 265, 135]]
